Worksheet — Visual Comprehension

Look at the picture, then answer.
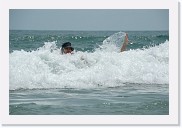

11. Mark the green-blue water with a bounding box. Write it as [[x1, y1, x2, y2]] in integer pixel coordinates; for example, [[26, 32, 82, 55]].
[[9, 30, 168, 52], [9, 30, 169, 115]]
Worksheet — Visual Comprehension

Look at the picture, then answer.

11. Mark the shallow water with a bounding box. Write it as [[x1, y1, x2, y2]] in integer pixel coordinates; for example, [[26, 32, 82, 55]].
[[10, 83, 168, 115]]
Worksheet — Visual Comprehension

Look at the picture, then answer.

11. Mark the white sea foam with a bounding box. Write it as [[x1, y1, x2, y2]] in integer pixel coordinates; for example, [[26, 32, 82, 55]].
[[9, 33, 169, 90]]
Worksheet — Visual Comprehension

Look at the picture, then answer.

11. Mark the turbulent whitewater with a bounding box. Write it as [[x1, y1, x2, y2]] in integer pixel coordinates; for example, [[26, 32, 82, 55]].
[[9, 30, 169, 115], [9, 31, 168, 90]]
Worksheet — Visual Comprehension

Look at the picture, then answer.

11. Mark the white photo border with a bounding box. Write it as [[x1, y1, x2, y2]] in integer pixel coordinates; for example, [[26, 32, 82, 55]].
[[0, 0, 179, 125]]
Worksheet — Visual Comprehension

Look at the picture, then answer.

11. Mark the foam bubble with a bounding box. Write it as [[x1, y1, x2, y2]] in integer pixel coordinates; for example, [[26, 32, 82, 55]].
[[9, 36, 169, 90]]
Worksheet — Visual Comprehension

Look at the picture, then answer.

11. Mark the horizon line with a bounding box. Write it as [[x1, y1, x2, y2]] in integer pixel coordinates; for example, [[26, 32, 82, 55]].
[[9, 29, 169, 31]]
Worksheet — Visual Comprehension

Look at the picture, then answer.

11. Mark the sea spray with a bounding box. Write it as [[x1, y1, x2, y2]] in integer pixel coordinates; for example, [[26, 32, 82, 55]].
[[10, 39, 168, 90], [9, 30, 169, 115]]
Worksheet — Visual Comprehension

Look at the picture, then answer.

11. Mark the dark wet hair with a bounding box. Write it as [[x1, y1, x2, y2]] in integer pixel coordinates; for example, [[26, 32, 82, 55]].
[[61, 42, 74, 54]]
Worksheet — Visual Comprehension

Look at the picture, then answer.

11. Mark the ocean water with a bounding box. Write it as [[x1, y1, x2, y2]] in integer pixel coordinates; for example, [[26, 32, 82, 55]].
[[9, 30, 169, 115]]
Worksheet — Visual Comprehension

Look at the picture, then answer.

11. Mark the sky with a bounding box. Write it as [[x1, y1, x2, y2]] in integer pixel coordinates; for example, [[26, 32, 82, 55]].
[[9, 9, 169, 31]]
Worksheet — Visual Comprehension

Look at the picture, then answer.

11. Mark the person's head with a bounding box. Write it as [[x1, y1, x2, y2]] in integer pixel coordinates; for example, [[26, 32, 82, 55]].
[[61, 42, 74, 54]]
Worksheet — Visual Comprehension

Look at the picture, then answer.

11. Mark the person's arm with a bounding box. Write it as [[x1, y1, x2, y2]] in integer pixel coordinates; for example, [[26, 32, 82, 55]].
[[120, 33, 129, 52]]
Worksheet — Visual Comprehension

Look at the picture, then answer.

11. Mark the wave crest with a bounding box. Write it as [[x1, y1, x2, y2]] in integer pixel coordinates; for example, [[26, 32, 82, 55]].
[[10, 33, 169, 90]]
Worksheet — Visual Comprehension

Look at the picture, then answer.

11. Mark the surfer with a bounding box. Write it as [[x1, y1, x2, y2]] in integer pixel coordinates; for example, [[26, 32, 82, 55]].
[[60, 42, 74, 54], [61, 33, 129, 54]]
